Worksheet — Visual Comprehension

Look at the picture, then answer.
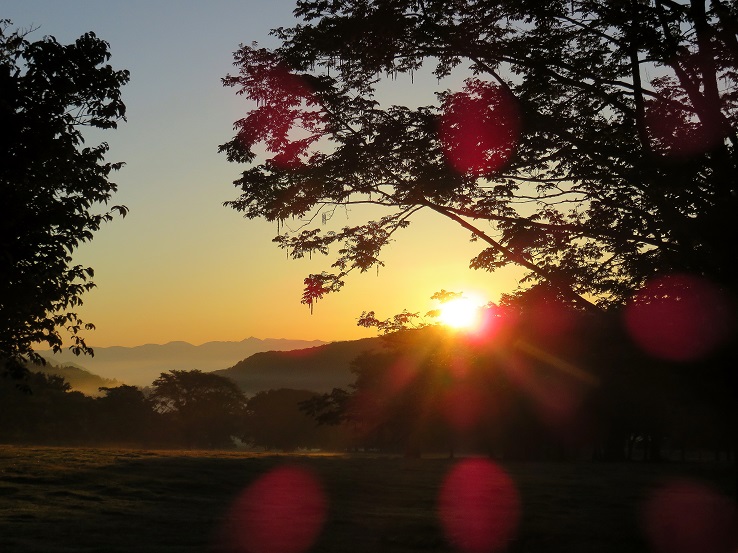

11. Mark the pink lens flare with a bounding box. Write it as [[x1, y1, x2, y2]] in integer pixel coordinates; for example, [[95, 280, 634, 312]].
[[236, 63, 324, 169], [438, 459, 521, 553], [464, 306, 507, 348], [624, 273, 734, 362], [219, 465, 327, 553], [642, 480, 738, 553], [439, 80, 521, 176]]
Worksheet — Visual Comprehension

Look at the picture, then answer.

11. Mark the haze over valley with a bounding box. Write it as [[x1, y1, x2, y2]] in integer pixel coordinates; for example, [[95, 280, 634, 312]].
[[39, 337, 328, 387]]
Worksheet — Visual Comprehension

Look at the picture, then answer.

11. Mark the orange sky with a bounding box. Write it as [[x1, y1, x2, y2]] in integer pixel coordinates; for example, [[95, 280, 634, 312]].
[[73, 206, 523, 346]]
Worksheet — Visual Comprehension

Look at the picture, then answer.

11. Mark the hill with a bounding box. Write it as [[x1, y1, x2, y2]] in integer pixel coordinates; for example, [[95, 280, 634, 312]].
[[38, 337, 327, 387], [35, 362, 121, 397], [213, 337, 384, 396]]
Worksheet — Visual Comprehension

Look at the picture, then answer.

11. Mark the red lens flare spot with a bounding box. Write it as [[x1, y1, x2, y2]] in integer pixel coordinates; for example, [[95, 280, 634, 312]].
[[438, 459, 521, 553], [462, 305, 506, 349], [236, 60, 323, 169], [624, 274, 734, 362], [220, 465, 327, 553], [439, 80, 521, 176], [642, 480, 738, 553]]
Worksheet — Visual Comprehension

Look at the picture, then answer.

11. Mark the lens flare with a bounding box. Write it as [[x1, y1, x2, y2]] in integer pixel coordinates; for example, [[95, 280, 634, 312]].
[[439, 80, 520, 176], [438, 459, 521, 553], [624, 273, 734, 362], [235, 57, 324, 169], [642, 480, 738, 553], [219, 465, 327, 553]]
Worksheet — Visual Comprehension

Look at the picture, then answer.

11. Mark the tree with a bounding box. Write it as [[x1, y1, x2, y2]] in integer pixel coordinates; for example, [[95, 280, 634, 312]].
[[0, 21, 129, 376], [221, 1, 738, 319], [0, 370, 96, 444], [299, 333, 454, 456], [149, 370, 247, 448], [244, 388, 342, 451], [96, 385, 156, 445]]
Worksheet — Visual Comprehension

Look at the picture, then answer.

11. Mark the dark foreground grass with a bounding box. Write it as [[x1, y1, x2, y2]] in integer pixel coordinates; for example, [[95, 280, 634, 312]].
[[0, 445, 734, 553]]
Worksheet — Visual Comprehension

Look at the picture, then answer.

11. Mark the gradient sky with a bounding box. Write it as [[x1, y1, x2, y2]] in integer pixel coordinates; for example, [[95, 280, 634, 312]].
[[7, 1, 523, 347]]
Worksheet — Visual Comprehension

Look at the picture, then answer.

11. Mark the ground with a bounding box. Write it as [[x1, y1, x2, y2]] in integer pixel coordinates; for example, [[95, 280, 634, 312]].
[[0, 445, 734, 553]]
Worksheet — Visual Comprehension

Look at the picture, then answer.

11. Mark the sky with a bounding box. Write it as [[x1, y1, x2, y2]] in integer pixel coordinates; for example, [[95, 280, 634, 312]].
[[6, 0, 523, 347]]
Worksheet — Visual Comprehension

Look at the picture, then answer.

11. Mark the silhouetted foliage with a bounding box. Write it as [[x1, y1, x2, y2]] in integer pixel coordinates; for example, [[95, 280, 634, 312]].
[[244, 388, 345, 451], [0, 21, 129, 374], [222, 1, 738, 312], [0, 370, 96, 444], [300, 387, 354, 426], [302, 303, 736, 461], [301, 321, 568, 458], [95, 385, 157, 445], [149, 370, 247, 448], [0, 368, 247, 448]]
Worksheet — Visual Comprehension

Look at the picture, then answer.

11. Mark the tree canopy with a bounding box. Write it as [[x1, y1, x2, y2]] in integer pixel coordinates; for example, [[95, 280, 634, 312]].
[[221, 1, 738, 319], [149, 370, 247, 448], [0, 21, 129, 375]]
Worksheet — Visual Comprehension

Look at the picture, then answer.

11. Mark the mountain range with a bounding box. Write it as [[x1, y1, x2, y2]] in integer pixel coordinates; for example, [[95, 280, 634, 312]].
[[39, 337, 327, 387]]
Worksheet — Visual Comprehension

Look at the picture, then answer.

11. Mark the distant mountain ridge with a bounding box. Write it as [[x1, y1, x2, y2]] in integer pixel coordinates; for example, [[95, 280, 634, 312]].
[[214, 337, 384, 396], [39, 337, 327, 387]]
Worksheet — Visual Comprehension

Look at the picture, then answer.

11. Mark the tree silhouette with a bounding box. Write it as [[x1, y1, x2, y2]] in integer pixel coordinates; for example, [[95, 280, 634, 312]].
[[149, 370, 247, 448], [0, 21, 129, 375], [300, 322, 571, 458], [96, 385, 156, 445], [221, 1, 738, 315], [244, 388, 339, 451], [0, 370, 96, 444]]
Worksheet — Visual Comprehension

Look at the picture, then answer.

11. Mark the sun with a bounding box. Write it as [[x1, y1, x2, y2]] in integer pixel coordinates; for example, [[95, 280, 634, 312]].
[[438, 296, 483, 330]]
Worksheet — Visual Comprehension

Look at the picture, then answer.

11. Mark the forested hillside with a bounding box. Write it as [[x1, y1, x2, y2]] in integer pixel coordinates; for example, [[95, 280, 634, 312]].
[[214, 338, 383, 395]]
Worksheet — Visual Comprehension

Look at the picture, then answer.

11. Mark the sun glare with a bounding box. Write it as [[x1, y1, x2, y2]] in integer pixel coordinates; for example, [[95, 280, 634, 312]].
[[438, 296, 483, 330]]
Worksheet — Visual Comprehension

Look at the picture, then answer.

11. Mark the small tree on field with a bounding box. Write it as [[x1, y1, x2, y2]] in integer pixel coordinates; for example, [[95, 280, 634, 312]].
[[96, 385, 155, 444], [149, 370, 247, 448], [245, 388, 334, 451]]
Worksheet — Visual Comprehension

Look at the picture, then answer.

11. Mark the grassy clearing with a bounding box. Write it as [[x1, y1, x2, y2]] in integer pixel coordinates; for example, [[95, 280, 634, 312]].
[[0, 445, 734, 552]]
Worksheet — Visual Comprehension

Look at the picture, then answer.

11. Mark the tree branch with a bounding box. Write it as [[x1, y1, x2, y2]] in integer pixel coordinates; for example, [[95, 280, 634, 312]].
[[421, 201, 599, 310]]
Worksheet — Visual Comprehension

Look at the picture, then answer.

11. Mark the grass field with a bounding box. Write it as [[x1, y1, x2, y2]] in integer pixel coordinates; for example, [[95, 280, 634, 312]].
[[0, 445, 734, 553]]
